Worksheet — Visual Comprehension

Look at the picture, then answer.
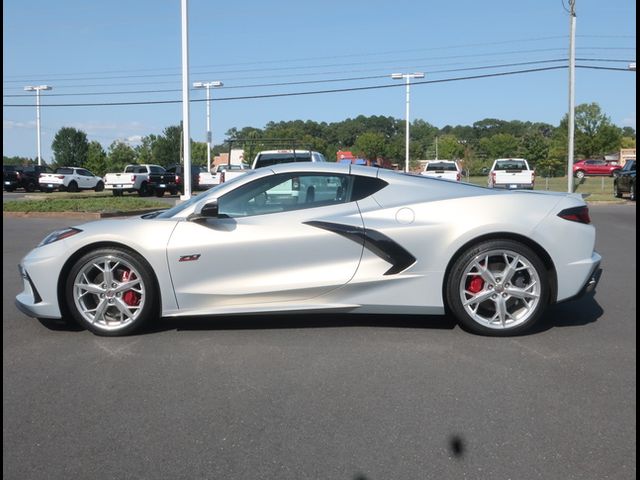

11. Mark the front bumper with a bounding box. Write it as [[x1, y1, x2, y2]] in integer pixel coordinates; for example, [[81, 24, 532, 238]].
[[15, 264, 61, 319]]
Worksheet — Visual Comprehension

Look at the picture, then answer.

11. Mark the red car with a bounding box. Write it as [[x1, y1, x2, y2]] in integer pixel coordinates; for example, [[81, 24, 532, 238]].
[[573, 159, 621, 179]]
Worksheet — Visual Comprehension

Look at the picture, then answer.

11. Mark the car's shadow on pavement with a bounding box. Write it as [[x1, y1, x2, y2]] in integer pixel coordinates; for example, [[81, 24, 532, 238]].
[[143, 313, 458, 334], [36, 295, 603, 336], [529, 293, 603, 334]]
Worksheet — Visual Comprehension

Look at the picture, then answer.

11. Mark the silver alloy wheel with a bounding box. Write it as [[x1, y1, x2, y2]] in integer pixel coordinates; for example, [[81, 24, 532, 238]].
[[72, 254, 146, 332], [458, 249, 541, 330]]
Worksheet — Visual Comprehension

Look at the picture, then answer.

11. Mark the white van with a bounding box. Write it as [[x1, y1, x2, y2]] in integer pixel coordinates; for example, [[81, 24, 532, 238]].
[[251, 150, 327, 170]]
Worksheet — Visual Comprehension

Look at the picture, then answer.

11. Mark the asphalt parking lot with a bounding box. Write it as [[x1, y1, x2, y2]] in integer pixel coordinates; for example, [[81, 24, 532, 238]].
[[2, 204, 636, 480]]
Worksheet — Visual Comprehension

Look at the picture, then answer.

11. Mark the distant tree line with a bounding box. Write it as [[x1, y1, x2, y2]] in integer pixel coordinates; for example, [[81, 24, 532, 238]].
[[4, 102, 635, 177]]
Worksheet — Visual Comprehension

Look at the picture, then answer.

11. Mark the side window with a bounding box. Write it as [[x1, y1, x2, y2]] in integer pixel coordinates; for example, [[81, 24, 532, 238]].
[[218, 173, 352, 218]]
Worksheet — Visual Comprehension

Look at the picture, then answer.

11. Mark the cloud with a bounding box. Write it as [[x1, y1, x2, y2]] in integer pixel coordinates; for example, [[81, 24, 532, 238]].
[[3, 120, 35, 129]]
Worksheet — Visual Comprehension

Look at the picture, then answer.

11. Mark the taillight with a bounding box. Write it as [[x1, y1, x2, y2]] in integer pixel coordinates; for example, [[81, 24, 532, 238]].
[[176, 175, 181, 184], [558, 206, 591, 224], [292, 176, 300, 190], [220, 171, 225, 183], [57, 175, 65, 179], [456, 172, 461, 181], [131, 175, 137, 182], [491, 171, 496, 185], [531, 170, 536, 185]]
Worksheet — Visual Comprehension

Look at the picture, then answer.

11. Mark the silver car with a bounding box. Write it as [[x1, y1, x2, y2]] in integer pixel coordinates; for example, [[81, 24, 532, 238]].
[[16, 162, 601, 337]]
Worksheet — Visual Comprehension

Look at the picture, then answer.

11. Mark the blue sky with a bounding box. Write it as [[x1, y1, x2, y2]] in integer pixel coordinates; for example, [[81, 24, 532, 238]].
[[3, 0, 636, 162]]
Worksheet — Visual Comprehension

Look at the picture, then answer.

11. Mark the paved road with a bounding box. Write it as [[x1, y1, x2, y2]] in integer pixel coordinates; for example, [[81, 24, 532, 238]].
[[3, 205, 636, 480]]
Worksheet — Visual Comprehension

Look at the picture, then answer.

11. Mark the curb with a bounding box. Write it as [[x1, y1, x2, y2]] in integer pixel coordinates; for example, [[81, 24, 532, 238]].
[[3, 209, 162, 220]]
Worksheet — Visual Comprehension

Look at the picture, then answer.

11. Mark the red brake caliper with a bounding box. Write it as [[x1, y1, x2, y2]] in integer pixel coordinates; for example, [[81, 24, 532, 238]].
[[467, 275, 484, 294], [120, 270, 141, 306]]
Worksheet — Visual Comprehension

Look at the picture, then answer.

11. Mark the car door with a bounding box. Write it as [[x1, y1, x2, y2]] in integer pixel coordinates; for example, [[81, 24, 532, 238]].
[[167, 172, 364, 311]]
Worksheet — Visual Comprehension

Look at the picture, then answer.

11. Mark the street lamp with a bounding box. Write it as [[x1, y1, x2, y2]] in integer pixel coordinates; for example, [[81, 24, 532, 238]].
[[391, 72, 424, 172], [193, 80, 223, 173], [23, 85, 52, 166]]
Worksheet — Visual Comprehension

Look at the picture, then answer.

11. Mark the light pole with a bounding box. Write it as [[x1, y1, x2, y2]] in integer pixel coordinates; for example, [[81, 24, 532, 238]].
[[567, 0, 576, 193], [23, 85, 52, 166], [392, 72, 424, 172], [193, 81, 223, 173]]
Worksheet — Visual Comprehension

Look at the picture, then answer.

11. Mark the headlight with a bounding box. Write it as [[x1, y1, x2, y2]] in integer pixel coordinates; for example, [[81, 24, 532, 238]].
[[37, 227, 83, 247]]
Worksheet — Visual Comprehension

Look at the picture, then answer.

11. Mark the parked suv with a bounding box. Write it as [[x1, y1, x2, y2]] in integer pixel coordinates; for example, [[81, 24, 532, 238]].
[[613, 160, 636, 201], [251, 150, 327, 169], [3, 165, 52, 192], [573, 159, 621, 179]]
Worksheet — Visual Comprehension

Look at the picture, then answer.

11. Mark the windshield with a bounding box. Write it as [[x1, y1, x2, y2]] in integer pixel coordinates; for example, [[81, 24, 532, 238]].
[[426, 162, 457, 171], [255, 153, 312, 168], [495, 160, 527, 170]]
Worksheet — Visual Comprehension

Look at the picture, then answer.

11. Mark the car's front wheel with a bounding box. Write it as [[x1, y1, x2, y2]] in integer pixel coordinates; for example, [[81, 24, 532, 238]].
[[614, 180, 622, 198], [65, 248, 157, 336], [446, 240, 549, 336], [575, 170, 585, 179]]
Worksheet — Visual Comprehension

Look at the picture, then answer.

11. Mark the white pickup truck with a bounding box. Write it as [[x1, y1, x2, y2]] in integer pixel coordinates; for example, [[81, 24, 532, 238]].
[[420, 160, 461, 181], [488, 158, 535, 190], [39, 167, 104, 193], [104, 164, 166, 196], [212, 163, 249, 185]]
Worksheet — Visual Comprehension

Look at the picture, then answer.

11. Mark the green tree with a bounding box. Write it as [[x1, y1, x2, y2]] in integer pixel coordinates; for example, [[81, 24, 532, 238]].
[[520, 132, 550, 167], [135, 134, 158, 164], [558, 103, 623, 158], [2, 155, 35, 166], [478, 133, 520, 159], [353, 132, 387, 160], [107, 141, 136, 171], [152, 125, 182, 166], [436, 135, 465, 160], [84, 141, 108, 177], [51, 127, 89, 167]]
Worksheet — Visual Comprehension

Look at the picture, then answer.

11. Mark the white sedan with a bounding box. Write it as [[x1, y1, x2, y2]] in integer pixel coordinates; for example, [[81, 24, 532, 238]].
[[16, 162, 601, 336]]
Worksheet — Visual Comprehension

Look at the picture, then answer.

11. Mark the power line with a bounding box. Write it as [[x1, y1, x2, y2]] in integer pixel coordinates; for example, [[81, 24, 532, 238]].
[[3, 46, 635, 86], [4, 65, 572, 108], [3, 57, 634, 99]]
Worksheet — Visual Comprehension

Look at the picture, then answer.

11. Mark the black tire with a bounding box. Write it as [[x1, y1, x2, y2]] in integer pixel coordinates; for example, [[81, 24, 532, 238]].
[[155, 189, 165, 197], [138, 182, 149, 197], [67, 181, 79, 193], [65, 247, 158, 336], [94, 181, 105, 192], [446, 239, 549, 336], [169, 189, 178, 196], [5, 187, 15, 192], [25, 182, 36, 192], [112, 190, 123, 197], [613, 180, 622, 198]]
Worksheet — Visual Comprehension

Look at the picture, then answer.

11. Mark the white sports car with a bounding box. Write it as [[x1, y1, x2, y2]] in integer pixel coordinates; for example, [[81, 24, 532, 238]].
[[16, 162, 601, 337]]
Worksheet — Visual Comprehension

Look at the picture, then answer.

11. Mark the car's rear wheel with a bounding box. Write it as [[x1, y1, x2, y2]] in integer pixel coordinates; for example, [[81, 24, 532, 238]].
[[155, 189, 165, 197], [67, 181, 79, 192], [65, 248, 157, 336], [25, 182, 36, 192], [94, 181, 104, 192], [446, 240, 549, 336]]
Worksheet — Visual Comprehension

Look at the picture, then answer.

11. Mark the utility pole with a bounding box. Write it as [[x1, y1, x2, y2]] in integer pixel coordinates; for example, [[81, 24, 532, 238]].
[[567, 0, 577, 193], [180, 0, 192, 200], [23, 85, 52, 166], [193, 81, 223, 173], [391, 72, 425, 172]]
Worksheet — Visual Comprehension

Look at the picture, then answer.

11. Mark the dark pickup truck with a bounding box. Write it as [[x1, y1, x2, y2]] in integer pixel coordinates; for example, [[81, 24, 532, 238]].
[[3, 165, 52, 192], [613, 160, 636, 200], [147, 170, 178, 197]]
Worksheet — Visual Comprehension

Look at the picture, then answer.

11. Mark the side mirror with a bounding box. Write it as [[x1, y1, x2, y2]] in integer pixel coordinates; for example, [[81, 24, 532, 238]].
[[188, 200, 219, 221]]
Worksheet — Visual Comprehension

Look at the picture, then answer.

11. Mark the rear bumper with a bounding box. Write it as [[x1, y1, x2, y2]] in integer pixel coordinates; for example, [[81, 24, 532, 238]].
[[490, 184, 534, 190], [559, 258, 602, 303]]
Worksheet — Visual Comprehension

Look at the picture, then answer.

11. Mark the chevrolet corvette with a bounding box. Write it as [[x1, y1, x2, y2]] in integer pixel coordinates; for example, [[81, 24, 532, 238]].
[[16, 162, 601, 336]]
